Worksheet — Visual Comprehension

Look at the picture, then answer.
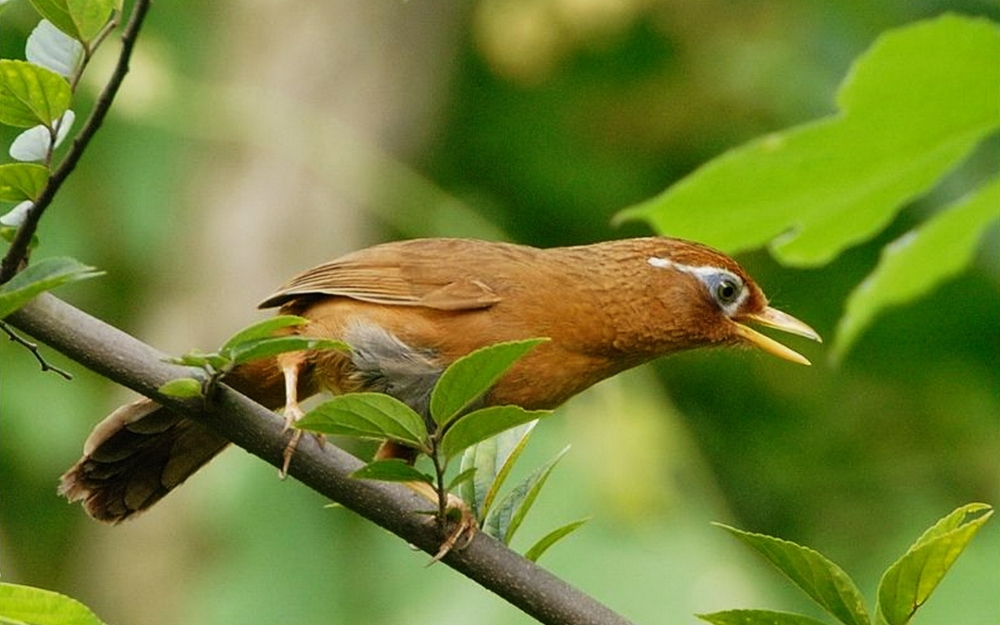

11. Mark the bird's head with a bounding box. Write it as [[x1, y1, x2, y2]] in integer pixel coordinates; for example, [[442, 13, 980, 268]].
[[644, 239, 821, 364]]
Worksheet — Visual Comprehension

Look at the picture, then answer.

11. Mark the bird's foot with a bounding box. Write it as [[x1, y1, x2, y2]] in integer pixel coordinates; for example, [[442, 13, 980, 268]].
[[406, 480, 478, 561], [430, 492, 477, 563]]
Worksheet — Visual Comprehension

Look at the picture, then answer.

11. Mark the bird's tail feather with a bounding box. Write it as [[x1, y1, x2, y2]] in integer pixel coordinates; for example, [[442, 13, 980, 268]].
[[60, 356, 290, 523], [59, 398, 230, 523]]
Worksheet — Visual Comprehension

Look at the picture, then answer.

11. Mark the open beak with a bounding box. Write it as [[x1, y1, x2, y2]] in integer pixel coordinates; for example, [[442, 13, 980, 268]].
[[734, 307, 822, 366]]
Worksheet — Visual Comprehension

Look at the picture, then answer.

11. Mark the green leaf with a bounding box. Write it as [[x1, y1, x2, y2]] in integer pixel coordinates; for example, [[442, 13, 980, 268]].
[[0, 582, 109, 625], [484, 445, 569, 545], [297, 392, 429, 450], [832, 179, 1000, 363], [717, 524, 870, 625], [0, 257, 102, 319], [158, 377, 203, 398], [697, 609, 834, 625], [29, 0, 75, 40], [615, 15, 1000, 267], [459, 421, 537, 522], [446, 466, 477, 492], [29, 0, 115, 43], [0, 59, 72, 127], [0, 163, 50, 202], [66, 0, 115, 42], [164, 350, 230, 372], [29, 0, 77, 42], [439, 405, 550, 460], [524, 517, 589, 563], [227, 336, 347, 366], [351, 459, 432, 484], [429, 338, 547, 426], [219, 315, 309, 353], [875, 503, 993, 625]]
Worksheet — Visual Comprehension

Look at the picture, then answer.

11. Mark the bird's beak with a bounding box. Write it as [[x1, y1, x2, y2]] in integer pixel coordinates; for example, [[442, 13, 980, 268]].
[[734, 307, 822, 366]]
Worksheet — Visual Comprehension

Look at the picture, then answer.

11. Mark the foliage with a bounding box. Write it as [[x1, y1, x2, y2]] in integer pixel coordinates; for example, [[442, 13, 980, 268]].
[[834, 179, 999, 362], [0, 582, 109, 625], [297, 338, 584, 559], [460, 422, 589, 562], [1, 1, 996, 623], [698, 503, 993, 625], [0, 0, 125, 309], [616, 15, 1000, 362]]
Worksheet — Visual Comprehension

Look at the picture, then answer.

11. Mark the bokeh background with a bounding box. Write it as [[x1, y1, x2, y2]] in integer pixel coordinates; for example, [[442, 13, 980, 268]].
[[2, 1, 998, 623]]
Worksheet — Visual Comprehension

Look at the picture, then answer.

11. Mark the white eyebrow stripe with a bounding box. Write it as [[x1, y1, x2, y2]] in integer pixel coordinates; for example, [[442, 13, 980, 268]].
[[647, 256, 749, 314], [647, 257, 726, 279]]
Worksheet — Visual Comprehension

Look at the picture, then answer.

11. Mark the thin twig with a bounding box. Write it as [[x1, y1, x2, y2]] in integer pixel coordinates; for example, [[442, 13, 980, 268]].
[[0, 320, 72, 379], [0, 0, 152, 285], [70, 12, 122, 93]]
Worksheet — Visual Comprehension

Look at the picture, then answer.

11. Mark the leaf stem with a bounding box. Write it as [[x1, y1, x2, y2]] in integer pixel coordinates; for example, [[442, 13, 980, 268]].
[[430, 437, 449, 526]]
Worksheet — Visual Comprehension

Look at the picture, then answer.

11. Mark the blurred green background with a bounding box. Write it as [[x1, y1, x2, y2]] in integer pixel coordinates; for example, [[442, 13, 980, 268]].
[[2, 1, 997, 624]]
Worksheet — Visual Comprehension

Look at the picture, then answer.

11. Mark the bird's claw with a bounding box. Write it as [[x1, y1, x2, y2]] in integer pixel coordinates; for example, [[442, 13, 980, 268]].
[[279, 426, 326, 478], [279, 403, 306, 478], [280, 429, 301, 478], [430, 492, 478, 562]]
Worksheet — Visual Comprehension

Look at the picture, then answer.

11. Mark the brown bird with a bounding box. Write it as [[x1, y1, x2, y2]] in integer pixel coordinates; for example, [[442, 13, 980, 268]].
[[60, 237, 820, 523]]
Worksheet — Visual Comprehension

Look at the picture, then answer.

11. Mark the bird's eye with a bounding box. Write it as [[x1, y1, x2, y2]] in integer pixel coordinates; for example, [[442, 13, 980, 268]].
[[714, 277, 741, 306]]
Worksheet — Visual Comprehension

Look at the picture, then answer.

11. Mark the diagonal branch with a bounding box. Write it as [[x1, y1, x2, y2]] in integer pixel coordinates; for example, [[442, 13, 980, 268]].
[[6, 293, 637, 625]]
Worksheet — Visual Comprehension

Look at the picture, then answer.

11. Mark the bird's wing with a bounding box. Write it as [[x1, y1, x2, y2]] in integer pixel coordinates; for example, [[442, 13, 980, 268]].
[[258, 239, 507, 311]]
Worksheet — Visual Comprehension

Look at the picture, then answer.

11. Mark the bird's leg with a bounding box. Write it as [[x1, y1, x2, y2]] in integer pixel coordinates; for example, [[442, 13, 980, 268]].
[[279, 353, 306, 477]]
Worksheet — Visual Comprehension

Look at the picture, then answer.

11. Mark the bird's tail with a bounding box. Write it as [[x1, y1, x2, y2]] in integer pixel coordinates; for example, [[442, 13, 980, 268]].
[[59, 398, 230, 523], [59, 358, 289, 523]]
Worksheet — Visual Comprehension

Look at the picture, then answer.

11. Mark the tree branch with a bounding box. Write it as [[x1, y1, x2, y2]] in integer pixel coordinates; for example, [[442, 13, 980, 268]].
[[6, 293, 637, 625]]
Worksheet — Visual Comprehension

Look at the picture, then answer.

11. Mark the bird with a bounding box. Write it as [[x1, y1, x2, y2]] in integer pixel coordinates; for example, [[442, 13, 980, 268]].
[[59, 237, 820, 524]]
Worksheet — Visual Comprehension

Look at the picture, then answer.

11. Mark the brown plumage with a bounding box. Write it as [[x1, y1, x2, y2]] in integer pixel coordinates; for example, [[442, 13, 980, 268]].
[[60, 237, 820, 522]]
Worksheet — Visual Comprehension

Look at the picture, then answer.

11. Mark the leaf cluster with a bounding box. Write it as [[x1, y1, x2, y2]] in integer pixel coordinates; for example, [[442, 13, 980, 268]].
[[700, 503, 993, 625], [461, 425, 589, 562], [297, 337, 586, 560], [299, 338, 549, 459], [1, 0, 126, 311], [1, 0, 118, 197]]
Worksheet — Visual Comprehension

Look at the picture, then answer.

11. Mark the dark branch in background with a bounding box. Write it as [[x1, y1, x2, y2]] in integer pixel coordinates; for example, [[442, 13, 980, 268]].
[[0, 0, 152, 285], [7, 294, 637, 625]]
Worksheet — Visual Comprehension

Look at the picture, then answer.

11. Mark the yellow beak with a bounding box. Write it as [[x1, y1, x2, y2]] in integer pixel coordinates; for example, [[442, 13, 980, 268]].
[[734, 307, 822, 366]]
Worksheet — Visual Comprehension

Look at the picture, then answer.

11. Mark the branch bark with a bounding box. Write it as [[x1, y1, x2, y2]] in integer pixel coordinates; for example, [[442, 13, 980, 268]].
[[7, 293, 637, 625]]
